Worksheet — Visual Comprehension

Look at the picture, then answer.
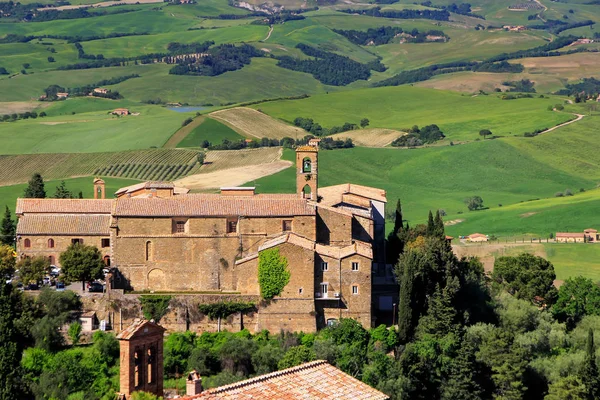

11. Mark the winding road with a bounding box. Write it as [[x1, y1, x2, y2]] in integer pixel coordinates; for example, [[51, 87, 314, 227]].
[[539, 113, 585, 134]]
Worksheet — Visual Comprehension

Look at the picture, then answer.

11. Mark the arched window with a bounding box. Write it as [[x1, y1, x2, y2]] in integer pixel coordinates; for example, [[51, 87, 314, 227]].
[[302, 157, 312, 173], [48, 238, 55, 248], [302, 184, 311, 199], [48, 255, 55, 265], [24, 238, 31, 248], [146, 241, 152, 261]]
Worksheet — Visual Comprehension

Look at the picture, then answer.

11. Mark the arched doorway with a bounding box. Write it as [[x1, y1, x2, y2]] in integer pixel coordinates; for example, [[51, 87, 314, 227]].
[[302, 184, 312, 199], [147, 268, 165, 291]]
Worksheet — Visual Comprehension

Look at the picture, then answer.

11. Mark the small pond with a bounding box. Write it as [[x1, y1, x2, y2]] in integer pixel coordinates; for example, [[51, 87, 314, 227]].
[[166, 106, 208, 113]]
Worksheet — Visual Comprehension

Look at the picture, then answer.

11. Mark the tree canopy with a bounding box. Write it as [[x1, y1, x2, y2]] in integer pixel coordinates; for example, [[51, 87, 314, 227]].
[[59, 243, 104, 290], [1, 206, 15, 246], [258, 248, 290, 299], [23, 173, 46, 198]]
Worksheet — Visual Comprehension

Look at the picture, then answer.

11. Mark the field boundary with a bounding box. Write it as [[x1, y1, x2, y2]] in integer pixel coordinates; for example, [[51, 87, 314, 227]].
[[163, 116, 206, 148]]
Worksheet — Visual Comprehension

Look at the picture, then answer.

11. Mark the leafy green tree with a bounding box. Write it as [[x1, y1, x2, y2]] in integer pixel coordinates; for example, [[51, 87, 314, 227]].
[[553, 277, 600, 328], [278, 345, 315, 369], [219, 336, 257, 375], [493, 253, 558, 304], [464, 195, 484, 211], [188, 345, 221, 376], [479, 129, 492, 139], [0, 283, 24, 399], [59, 243, 104, 291], [360, 118, 370, 128], [164, 331, 196, 376], [441, 337, 482, 400], [23, 173, 46, 198], [17, 256, 49, 284], [258, 247, 290, 299], [580, 328, 600, 399], [53, 180, 73, 199], [251, 343, 284, 374], [545, 375, 586, 400], [140, 295, 171, 323], [0, 244, 16, 280], [68, 322, 82, 345], [1, 206, 15, 246]]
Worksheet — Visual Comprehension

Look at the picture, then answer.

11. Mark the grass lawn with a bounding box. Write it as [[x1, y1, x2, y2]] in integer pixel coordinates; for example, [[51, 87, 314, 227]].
[[0, 102, 193, 154], [177, 117, 243, 148], [544, 244, 600, 282], [254, 86, 573, 141], [0, 176, 141, 214]]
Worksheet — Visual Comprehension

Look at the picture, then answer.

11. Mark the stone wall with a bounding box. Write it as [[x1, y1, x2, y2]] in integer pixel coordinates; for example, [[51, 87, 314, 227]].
[[18, 234, 110, 266]]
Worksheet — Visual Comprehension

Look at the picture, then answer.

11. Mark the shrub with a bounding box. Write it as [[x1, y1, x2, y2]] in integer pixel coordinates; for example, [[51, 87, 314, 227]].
[[139, 295, 172, 322], [68, 322, 82, 345], [258, 248, 290, 299]]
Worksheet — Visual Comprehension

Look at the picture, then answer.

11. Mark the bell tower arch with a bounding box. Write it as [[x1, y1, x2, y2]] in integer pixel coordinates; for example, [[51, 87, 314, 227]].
[[296, 145, 318, 199], [93, 177, 106, 199]]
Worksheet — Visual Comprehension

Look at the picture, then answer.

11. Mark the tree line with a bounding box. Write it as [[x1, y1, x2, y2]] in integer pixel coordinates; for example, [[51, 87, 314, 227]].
[[503, 79, 536, 93], [390, 124, 445, 147], [168, 44, 264, 76], [0, 1, 135, 22], [421, 1, 485, 19], [556, 77, 600, 97], [338, 6, 450, 20], [277, 43, 386, 86], [333, 26, 449, 46], [202, 135, 354, 150]]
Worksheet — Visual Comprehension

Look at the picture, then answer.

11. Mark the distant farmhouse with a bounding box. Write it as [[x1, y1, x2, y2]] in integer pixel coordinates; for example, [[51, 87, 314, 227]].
[[15, 144, 389, 332], [467, 233, 488, 242], [112, 108, 130, 116], [556, 229, 600, 243]]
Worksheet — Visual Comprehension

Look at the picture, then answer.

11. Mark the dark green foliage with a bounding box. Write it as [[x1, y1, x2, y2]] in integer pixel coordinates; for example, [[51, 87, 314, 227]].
[[338, 6, 450, 20], [67, 322, 82, 345], [493, 253, 558, 304], [139, 295, 172, 322], [426, 211, 435, 236], [167, 40, 214, 54], [464, 195, 484, 211], [433, 210, 444, 238], [17, 256, 49, 285], [1, 206, 15, 246], [24, 172, 46, 198], [0, 283, 24, 400], [334, 26, 449, 46], [396, 249, 429, 343], [169, 44, 263, 76], [278, 345, 316, 369], [553, 277, 600, 329], [440, 337, 482, 400], [503, 79, 536, 93], [387, 199, 405, 265], [277, 44, 385, 86], [59, 243, 104, 289], [188, 345, 221, 376], [580, 329, 600, 399], [556, 77, 600, 97], [391, 124, 445, 147], [53, 180, 73, 199], [292, 116, 360, 137], [479, 129, 492, 138], [258, 248, 290, 299], [198, 301, 255, 319], [417, 278, 460, 338], [164, 331, 196, 376], [0, 244, 16, 280], [0, 67, 9, 74]]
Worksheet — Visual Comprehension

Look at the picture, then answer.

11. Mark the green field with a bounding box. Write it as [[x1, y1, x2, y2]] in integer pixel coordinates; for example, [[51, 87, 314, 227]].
[[252, 114, 600, 232], [253, 86, 573, 141], [177, 117, 243, 147], [544, 244, 600, 282], [0, 176, 141, 215]]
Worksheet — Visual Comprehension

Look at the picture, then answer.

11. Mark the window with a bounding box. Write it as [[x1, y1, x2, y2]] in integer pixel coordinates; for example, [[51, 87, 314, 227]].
[[24, 238, 31, 248], [321, 262, 328, 271], [175, 221, 186, 234], [352, 262, 359, 271], [326, 318, 338, 327], [320, 283, 329, 297], [227, 218, 238, 234], [48, 238, 55, 248], [71, 238, 83, 245], [298, 288, 303, 295], [302, 157, 312, 173], [282, 220, 292, 232], [352, 285, 359, 295], [146, 241, 152, 261], [147, 347, 155, 384], [101, 238, 110, 248]]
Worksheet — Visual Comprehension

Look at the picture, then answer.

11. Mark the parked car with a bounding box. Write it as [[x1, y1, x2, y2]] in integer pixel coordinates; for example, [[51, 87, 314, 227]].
[[88, 282, 104, 293], [24, 283, 39, 291], [50, 266, 61, 277], [56, 282, 65, 291], [43, 277, 51, 286]]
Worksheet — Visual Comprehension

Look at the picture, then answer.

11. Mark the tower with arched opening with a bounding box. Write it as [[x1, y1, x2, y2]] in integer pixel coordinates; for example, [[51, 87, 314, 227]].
[[296, 145, 318, 199], [93, 177, 106, 199]]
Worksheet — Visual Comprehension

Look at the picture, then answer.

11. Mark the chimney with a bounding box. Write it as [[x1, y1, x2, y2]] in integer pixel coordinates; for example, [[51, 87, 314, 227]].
[[186, 370, 203, 396]]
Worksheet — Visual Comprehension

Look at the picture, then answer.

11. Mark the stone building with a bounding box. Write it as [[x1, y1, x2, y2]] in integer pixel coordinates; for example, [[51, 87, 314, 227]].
[[15, 145, 387, 331]]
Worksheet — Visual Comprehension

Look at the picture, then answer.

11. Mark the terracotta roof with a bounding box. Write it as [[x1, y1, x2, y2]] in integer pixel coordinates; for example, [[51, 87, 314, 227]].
[[113, 194, 316, 217], [584, 228, 598, 233], [116, 318, 166, 340], [93, 178, 105, 184], [318, 183, 387, 207], [556, 232, 585, 238], [16, 198, 113, 215], [468, 233, 487, 238], [115, 181, 175, 195], [17, 214, 110, 235], [296, 146, 318, 152], [316, 241, 372, 260], [185, 360, 388, 399]]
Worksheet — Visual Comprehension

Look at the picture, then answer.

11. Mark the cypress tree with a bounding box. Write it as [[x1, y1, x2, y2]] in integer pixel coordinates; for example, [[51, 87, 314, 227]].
[[387, 199, 405, 265], [441, 337, 482, 400], [0, 283, 23, 399], [393, 199, 403, 234], [53, 180, 73, 199], [78, 191, 83, 199], [23, 173, 46, 198], [434, 210, 445, 238], [397, 253, 415, 344], [0, 207, 15, 246], [426, 210, 435, 236], [581, 328, 600, 399]]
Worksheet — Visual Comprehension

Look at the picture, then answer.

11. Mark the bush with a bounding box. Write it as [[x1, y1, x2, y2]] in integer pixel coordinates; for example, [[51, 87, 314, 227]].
[[182, 117, 193, 127], [258, 248, 290, 299], [139, 295, 172, 322], [68, 322, 82, 345]]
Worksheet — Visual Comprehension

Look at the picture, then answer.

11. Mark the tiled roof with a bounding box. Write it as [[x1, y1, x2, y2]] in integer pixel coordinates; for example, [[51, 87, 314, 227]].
[[556, 232, 585, 238], [316, 241, 372, 260], [185, 360, 389, 399], [115, 181, 175, 195], [113, 194, 316, 217], [296, 146, 318, 152], [318, 184, 387, 207], [116, 318, 166, 340], [16, 198, 113, 215], [17, 214, 111, 235], [468, 233, 487, 238]]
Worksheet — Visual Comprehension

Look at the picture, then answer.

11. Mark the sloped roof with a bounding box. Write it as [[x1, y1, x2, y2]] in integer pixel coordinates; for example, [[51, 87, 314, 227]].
[[16, 198, 113, 215], [556, 232, 585, 238], [116, 318, 166, 340], [115, 181, 175, 196], [318, 183, 387, 207], [113, 194, 316, 217], [468, 233, 487, 238], [185, 360, 388, 399], [316, 241, 372, 260], [17, 214, 111, 235]]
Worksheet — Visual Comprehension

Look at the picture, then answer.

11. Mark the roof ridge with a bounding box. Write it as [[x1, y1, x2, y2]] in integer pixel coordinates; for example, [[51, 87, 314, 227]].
[[205, 360, 329, 394]]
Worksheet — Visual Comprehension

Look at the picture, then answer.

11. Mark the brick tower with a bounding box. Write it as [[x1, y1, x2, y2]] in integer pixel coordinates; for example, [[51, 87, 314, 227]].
[[296, 145, 318, 200], [93, 177, 105, 199], [117, 319, 166, 399]]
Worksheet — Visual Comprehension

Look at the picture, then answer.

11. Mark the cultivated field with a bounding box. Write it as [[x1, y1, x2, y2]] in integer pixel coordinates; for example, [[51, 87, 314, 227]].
[[330, 129, 406, 148], [198, 147, 284, 173], [209, 107, 306, 140], [176, 117, 244, 148]]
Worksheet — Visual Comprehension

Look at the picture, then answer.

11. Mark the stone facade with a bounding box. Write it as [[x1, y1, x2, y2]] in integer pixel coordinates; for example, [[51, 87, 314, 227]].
[[15, 146, 387, 333]]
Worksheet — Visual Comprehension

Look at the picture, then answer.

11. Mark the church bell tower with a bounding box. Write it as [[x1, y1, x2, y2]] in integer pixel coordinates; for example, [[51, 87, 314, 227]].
[[296, 144, 318, 200]]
